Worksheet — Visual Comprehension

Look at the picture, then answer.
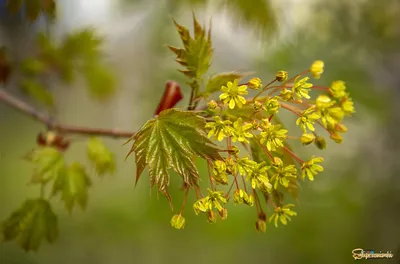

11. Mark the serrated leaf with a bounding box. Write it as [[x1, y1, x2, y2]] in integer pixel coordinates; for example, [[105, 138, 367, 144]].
[[1, 198, 58, 252], [51, 162, 91, 213], [20, 79, 53, 106], [82, 63, 116, 98], [126, 109, 222, 198], [25, 147, 64, 184], [171, 14, 213, 85], [87, 137, 115, 177], [205, 72, 247, 94]]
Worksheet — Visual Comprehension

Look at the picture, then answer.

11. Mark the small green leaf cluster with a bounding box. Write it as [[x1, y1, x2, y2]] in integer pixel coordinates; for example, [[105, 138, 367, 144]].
[[15, 29, 116, 107], [1, 136, 115, 251]]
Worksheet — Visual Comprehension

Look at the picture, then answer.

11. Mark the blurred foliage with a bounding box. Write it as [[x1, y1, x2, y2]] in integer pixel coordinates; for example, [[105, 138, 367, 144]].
[[6, 0, 56, 22]]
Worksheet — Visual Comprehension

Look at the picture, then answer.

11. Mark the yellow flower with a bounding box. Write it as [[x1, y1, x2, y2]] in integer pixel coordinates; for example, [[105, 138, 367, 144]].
[[329, 80, 347, 99], [276, 70, 288, 82], [248, 77, 262, 90], [310, 60, 324, 79], [292, 76, 313, 101], [219, 79, 248, 109]]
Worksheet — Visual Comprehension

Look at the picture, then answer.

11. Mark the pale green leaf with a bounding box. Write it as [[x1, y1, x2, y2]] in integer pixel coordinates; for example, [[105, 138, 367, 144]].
[[87, 137, 115, 177], [1, 198, 58, 252], [126, 109, 222, 197], [82, 64, 116, 98], [205, 72, 247, 94], [20, 79, 53, 106], [51, 162, 91, 213], [25, 147, 64, 184]]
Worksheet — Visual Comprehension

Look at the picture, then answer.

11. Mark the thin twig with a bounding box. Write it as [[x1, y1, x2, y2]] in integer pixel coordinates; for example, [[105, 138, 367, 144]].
[[0, 89, 135, 138]]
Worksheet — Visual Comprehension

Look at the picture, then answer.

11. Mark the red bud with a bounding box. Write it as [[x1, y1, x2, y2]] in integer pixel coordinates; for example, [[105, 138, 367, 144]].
[[155, 81, 183, 115]]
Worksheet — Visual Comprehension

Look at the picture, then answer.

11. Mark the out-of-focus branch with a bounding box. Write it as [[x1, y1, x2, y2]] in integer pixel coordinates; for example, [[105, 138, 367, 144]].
[[0, 88, 135, 138]]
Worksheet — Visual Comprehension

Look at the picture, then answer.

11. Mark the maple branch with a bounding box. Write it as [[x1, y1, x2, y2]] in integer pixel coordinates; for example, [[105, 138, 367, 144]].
[[0, 88, 135, 138]]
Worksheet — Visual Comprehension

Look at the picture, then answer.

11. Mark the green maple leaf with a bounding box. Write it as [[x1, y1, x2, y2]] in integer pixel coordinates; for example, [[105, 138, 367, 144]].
[[51, 162, 91, 213], [168, 13, 213, 89], [126, 109, 222, 199], [24, 147, 64, 184], [204, 71, 248, 95], [87, 137, 115, 177], [1, 198, 58, 252]]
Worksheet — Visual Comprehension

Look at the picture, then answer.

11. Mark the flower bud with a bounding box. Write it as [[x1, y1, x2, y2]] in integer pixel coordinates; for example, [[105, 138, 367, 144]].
[[207, 211, 217, 223], [280, 88, 294, 101], [335, 123, 348, 133], [310, 60, 324, 79], [276, 70, 288, 82], [252, 120, 260, 130], [248, 77, 262, 90], [253, 101, 263, 112], [207, 100, 218, 110], [218, 208, 228, 220], [228, 146, 240, 156], [170, 214, 185, 229], [300, 133, 315, 145], [330, 132, 343, 144], [255, 219, 267, 233], [314, 136, 326, 150], [316, 94, 333, 109], [264, 97, 280, 115]]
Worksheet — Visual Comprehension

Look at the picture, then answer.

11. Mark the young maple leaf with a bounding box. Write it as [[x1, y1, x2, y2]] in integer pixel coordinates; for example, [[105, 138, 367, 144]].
[[125, 109, 222, 204]]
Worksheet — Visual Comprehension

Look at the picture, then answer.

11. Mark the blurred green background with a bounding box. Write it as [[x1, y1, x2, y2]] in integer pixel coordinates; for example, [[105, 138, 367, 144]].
[[1, 0, 400, 263]]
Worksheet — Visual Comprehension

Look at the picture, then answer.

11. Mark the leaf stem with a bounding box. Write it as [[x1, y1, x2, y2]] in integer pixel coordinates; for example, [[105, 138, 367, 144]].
[[179, 187, 190, 214], [253, 78, 277, 102], [282, 146, 304, 164]]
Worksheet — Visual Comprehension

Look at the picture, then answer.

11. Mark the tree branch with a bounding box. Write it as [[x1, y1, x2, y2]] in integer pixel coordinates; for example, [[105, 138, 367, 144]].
[[0, 89, 135, 138]]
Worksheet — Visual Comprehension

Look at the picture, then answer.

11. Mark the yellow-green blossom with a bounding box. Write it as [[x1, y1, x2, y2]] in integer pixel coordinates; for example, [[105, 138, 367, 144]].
[[170, 214, 185, 229], [300, 133, 315, 145], [279, 88, 294, 101], [233, 189, 254, 206], [212, 160, 228, 185], [263, 96, 281, 115], [219, 79, 248, 109], [270, 157, 297, 189], [301, 156, 324, 181], [207, 211, 217, 223], [207, 100, 218, 110], [248, 77, 262, 90], [329, 80, 346, 99], [315, 95, 344, 128], [205, 116, 232, 141], [255, 218, 267, 232], [310, 60, 324, 79], [247, 162, 272, 191], [340, 96, 355, 116], [330, 132, 343, 143], [253, 101, 263, 112], [276, 70, 288, 82], [292, 76, 313, 101], [231, 118, 253, 143], [296, 106, 321, 133], [237, 157, 257, 176], [260, 119, 288, 151], [193, 189, 227, 215], [218, 208, 228, 220], [269, 204, 297, 227]]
